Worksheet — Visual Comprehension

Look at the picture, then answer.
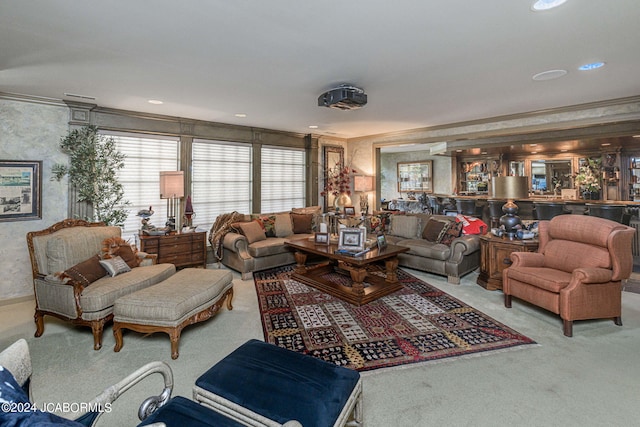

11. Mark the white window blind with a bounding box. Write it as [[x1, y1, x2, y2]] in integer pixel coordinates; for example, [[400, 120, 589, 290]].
[[105, 132, 180, 243], [261, 146, 306, 213], [192, 140, 252, 231]]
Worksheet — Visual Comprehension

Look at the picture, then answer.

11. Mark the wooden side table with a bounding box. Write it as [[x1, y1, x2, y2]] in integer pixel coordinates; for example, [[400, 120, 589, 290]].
[[477, 234, 539, 291], [139, 231, 207, 269]]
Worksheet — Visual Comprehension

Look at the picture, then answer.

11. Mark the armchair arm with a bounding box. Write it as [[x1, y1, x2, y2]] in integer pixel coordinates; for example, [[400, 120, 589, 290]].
[[510, 252, 544, 268], [37, 274, 85, 319], [69, 361, 174, 426], [572, 267, 613, 284], [0, 339, 32, 391], [448, 235, 479, 263]]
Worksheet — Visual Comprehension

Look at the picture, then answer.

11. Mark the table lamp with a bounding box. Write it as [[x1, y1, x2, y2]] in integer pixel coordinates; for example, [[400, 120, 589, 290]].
[[160, 171, 184, 232], [354, 175, 374, 215], [492, 176, 529, 239]]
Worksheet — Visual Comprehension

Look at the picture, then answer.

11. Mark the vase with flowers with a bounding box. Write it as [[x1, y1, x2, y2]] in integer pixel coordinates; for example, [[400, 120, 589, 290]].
[[574, 158, 601, 200], [321, 161, 357, 212]]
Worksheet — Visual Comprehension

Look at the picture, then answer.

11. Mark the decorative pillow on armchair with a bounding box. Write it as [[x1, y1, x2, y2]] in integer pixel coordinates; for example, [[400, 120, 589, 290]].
[[101, 237, 140, 268], [99, 256, 132, 277], [57, 255, 107, 286], [421, 218, 451, 242]]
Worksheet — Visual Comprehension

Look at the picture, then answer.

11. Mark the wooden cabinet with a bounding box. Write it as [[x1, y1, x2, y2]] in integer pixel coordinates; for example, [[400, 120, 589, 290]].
[[458, 159, 500, 195], [139, 232, 207, 269], [477, 234, 538, 291]]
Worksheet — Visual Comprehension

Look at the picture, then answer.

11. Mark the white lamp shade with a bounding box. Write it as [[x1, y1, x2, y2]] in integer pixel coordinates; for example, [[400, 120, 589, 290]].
[[354, 175, 374, 192], [159, 171, 184, 199]]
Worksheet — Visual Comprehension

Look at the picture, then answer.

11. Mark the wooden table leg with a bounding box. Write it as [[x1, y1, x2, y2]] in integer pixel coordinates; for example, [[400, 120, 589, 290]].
[[348, 266, 367, 296], [293, 251, 308, 274], [385, 257, 400, 284]]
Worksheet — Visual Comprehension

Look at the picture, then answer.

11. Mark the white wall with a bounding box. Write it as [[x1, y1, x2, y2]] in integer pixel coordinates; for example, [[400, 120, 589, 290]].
[[0, 99, 69, 300]]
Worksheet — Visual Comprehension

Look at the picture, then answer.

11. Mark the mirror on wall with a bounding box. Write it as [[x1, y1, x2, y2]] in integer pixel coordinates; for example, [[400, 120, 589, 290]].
[[530, 159, 572, 193], [509, 161, 525, 177]]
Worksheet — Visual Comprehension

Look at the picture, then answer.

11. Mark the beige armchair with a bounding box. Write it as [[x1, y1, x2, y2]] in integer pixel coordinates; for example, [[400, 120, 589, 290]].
[[503, 215, 635, 336], [27, 219, 176, 350]]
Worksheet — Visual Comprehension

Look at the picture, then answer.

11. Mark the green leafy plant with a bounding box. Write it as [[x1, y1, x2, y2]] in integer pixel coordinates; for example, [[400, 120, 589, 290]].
[[574, 157, 602, 193], [52, 125, 129, 226]]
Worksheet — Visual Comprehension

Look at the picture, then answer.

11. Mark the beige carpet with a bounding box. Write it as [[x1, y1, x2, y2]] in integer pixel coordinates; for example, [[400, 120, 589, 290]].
[[2, 266, 640, 427]]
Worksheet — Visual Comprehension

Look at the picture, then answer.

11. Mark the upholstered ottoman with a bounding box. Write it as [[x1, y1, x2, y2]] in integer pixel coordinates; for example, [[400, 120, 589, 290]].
[[113, 268, 233, 359], [192, 339, 363, 427]]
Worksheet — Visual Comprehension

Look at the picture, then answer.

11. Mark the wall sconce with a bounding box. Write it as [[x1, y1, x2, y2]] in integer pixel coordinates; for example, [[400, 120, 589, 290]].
[[159, 171, 184, 232], [354, 175, 374, 216]]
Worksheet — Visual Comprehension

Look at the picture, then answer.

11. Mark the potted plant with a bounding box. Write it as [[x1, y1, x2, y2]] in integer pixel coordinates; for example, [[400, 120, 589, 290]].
[[52, 125, 129, 226]]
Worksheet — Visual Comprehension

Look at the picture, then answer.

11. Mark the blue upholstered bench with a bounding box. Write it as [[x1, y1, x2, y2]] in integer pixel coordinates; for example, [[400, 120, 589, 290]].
[[192, 339, 363, 427], [138, 396, 245, 427]]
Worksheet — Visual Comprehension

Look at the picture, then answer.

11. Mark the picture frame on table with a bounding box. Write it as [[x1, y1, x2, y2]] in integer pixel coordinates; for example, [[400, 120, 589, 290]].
[[338, 227, 365, 251], [343, 206, 356, 216], [376, 234, 387, 250], [314, 232, 330, 245], [0, 160, 42, 222]]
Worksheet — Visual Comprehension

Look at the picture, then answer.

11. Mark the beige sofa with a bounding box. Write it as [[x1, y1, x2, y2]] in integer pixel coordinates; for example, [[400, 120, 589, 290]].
[[383, 213, 481, 284], [27, 219, 176, 350], [219, 208, 318, 279]]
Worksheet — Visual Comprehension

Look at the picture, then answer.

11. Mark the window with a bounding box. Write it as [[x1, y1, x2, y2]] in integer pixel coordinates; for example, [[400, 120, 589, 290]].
[[261, 146, 306, 213], [192, 140, 252, 230], [106, 132, 180, 243]]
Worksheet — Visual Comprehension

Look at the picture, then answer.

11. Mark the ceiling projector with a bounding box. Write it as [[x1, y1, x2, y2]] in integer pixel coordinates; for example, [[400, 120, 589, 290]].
[[318, 85, 367, 110]]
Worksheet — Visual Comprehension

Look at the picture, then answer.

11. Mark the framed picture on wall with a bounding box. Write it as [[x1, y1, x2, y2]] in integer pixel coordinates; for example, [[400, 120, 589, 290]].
[[397, 161, 433, 193], [343, 206, 356, 216], [0, 160, 42, 222]]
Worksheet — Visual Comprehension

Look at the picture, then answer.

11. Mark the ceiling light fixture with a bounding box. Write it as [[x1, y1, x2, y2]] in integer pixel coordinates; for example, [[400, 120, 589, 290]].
[[532, 69, 568, 81], [234, 113, 247, 118], [531, 0, 567, 11], [308, 125, 318, 129], [148, 99, 163, 105], [578, 62, 605, 71]]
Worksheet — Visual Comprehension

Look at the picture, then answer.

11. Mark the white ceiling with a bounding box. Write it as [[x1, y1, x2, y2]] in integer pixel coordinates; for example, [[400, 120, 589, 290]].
[[1, 0, 639, 139]]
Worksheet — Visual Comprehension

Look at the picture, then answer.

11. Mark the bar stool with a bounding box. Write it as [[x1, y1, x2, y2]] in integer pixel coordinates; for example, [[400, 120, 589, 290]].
[[586, 204, 628, 224], [487, 199, 505, 229], [533, 202, 570, 220]]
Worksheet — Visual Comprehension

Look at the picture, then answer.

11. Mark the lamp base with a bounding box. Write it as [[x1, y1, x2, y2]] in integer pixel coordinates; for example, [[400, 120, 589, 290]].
[[500, 200, 522, 239]]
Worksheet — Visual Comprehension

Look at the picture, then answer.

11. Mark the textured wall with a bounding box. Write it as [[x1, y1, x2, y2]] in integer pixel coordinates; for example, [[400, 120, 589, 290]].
[[0, 99, 69, 301]]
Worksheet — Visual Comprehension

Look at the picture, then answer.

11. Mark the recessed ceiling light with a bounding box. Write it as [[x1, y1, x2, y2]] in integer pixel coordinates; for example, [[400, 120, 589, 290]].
[[560, 149, 568, 152], [308, 125, 318, 129], [578, 62, 605, 71], [148, 99, 163, 105], [531, 151, 538, 154], [530, 144, 538, 146], [481, 151, 487, 155], [601, 143, 611, 146], [456, 149, 463, 152], [531, 0, 567, 11], [234, 113, 247, 118], [532, 69, 568, 81]]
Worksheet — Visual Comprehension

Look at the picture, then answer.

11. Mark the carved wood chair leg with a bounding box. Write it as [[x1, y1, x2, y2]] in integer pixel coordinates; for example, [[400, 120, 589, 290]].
[[504, 294, 512, 308], [34, 311, 44, 337], [226, 289, 234, 311], [91, 320, 105, 350], [614, 316, 623, 326], [563, 319, 573, 337], [113, 324, 124, 353], [169, 329, 181, 360]]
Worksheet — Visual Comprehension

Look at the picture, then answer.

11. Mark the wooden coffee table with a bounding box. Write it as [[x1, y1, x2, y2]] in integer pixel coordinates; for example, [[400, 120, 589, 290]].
[[285, 238, 409, 306]]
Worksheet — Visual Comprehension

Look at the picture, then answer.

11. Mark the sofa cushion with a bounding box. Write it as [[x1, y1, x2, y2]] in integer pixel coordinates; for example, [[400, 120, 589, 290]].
[[99, 256, 132, 277], [291, 213, 313, 234], [507, 266, 572, 293], [60, 255, 107, 286], [80, 263, 176, 313], [389, 215, 421, 239], [44, 226, 121, 275], [236, 220, 267, 244], [396, 239, 451, 261], [543, 240, 611, 273], [274, 213, 293, 237], [102, 237, 141, 268], [252, 215, 277, 237], [248, 238, 293, 257], [421, 218, 450, 242], [439, 221, 463, 246]]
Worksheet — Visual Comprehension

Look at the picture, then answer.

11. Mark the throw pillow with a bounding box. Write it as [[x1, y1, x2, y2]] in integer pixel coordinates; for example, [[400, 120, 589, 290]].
[[59, 255, 106, 286], [291, 206, 322, 216], [439, 221, 463, 246], [101, 237, 140, 268], [253, 215, 277, 237], [99, 256, 132, 277], [421, 218, 450, 242], [456, 214, 488, 235], [0, 365, 85, 426], [389, 215, 420, 239], [236, 220, 268, 244], [366, 213, 391, 234], [274, 213, 293, 237], [291, 213, 314, 234]]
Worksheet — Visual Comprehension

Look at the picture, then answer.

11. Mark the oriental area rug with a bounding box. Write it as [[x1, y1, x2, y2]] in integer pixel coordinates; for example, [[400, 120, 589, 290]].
[[254, 265, 536, 372]]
